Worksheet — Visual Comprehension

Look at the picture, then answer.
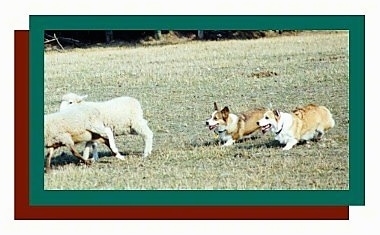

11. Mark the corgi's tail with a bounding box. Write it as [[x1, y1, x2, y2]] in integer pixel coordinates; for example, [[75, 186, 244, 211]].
[[323, 106, 335, 129]]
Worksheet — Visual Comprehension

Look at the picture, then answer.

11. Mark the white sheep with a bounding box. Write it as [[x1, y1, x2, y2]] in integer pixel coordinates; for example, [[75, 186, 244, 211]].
[[60, 93, 153, 160], [44, 104, 125, 172]]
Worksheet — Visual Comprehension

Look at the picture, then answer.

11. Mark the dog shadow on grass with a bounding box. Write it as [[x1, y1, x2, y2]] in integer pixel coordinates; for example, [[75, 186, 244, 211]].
[[234, 140, 283, 150], [190, 136, 264, 148], [235, 139, 316, 151]]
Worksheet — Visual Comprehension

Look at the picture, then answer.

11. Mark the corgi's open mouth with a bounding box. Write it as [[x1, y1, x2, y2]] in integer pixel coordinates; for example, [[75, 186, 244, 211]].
[[261, 124, 271, 133], [208, 124, 218, 131]]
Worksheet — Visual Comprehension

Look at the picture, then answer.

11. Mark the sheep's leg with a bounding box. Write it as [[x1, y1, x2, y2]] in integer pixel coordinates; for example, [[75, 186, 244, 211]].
[[131, 119, 153, 158], [92, 142, 99, 161], [68, 144, 92, 165], [104, 127, 125, 160], [83, 141, 99, 161], [45, 147, 54, 173], [101, 138, 125, 160], [83, 142, 92, 160], [90, 125, 125, 160], [101, 127, 125, 160]]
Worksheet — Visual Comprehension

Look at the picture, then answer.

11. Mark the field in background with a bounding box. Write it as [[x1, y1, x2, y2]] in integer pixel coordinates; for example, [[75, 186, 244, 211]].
[[44, 31, 349, 190]]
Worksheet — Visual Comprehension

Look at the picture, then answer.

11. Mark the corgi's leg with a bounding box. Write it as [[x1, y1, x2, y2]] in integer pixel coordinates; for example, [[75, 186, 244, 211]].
[[222, 135, 235, 146], [314, 129, 325, 141], [283, 139, 298, 150]]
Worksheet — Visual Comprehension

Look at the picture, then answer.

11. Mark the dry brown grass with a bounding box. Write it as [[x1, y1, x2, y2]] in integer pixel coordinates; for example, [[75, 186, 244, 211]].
[[44, 30, 349, 190]]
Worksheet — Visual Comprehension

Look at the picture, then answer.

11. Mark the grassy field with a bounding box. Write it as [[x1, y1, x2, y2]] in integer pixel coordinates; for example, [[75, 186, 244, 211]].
[[44, 31, 349, 190]]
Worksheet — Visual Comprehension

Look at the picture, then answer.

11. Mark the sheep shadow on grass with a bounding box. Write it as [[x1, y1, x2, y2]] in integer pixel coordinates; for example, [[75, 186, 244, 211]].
[[48, 152, 84, 169], [48, 150, 146, 169], [48, 151, 114, 169]]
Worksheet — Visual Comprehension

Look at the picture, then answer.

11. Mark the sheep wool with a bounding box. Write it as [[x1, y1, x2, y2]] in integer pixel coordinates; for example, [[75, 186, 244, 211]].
[[60, 93, 153, 159], [44, 104, 124, 172]]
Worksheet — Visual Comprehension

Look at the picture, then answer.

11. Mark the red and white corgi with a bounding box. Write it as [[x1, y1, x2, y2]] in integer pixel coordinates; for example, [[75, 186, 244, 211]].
[[205, 102, 266, 146], [257, 104, 335, 150]]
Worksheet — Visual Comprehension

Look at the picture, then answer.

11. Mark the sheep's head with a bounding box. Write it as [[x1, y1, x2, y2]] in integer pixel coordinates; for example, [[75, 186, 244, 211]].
[[59, 93, 88, 111]]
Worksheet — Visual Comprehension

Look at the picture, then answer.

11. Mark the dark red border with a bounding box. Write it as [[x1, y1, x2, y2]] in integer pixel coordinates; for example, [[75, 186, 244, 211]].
[[14, 30, 349, 220]]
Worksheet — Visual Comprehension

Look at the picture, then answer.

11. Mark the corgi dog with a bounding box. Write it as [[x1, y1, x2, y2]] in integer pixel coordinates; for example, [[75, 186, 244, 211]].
[[205, 102, 266, 146], [257, 104, 335, 150]]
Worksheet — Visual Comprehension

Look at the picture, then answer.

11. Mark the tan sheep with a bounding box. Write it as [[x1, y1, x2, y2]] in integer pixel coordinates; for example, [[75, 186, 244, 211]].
[[44, 104, 125, 172], [60, 93, 153, 160]]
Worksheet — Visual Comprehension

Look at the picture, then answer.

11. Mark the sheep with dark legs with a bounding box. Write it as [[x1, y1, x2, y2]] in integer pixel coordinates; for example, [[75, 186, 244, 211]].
[[60, 93, 153, 160], [44, 104, 124, 172]]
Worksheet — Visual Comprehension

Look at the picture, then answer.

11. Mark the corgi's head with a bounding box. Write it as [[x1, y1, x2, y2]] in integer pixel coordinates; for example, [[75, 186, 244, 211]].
[[205, 102, 230, 132], [257, 109, 281, 134]]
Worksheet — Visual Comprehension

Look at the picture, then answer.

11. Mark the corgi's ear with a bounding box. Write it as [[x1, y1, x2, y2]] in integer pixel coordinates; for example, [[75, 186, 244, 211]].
[[221, 106, 229, 113], [221, 106, 230, 120], [273, 109, 280, 117], [214, 102, 219, 111]]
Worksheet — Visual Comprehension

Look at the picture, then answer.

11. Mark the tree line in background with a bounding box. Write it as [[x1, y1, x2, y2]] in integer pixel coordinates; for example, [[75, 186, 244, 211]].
[[44, 30, 298, 49]]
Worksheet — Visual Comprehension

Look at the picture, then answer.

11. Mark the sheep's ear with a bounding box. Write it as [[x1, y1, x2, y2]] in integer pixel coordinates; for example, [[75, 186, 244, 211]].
[[71, 95, 87, 104], [77, 95, 88, 103]]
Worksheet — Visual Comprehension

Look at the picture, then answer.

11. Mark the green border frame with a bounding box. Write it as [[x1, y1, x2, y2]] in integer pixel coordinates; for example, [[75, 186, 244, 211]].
[[30, 15, 364, 206]]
